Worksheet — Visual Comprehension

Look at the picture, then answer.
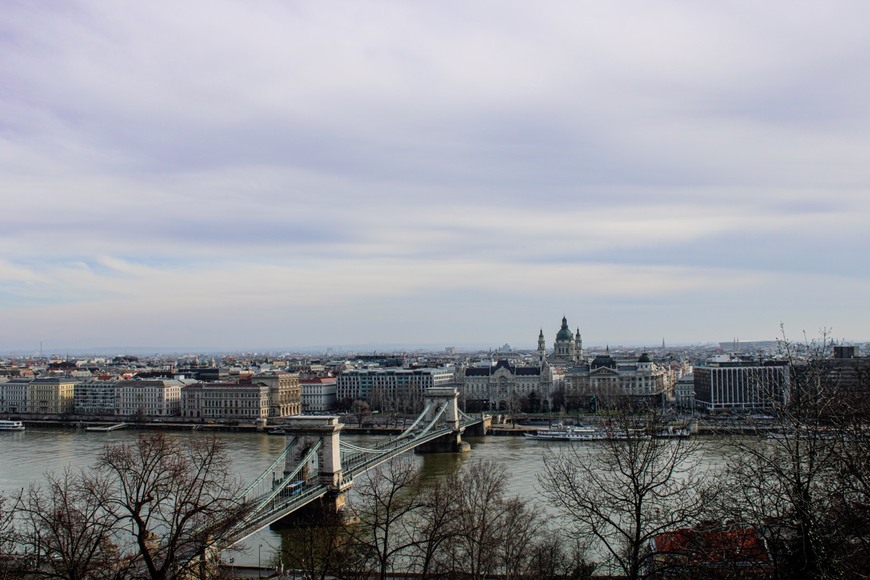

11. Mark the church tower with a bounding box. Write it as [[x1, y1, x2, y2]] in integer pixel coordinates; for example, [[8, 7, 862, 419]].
[[574, 328, 583, 362], [537, 329, 547, 364]]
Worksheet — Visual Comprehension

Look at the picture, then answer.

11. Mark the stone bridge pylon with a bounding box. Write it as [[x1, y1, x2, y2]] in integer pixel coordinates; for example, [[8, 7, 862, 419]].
[[283, 416, 351, 494], [417, 386, 471, 453]]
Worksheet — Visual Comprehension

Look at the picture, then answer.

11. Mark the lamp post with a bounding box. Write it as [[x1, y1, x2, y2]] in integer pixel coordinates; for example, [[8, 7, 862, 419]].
[[258, 544, 262, 578]]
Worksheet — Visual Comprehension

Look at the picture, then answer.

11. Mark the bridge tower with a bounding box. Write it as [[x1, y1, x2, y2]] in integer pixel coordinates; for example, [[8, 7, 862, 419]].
[[417, 386, 470, 453], [283, 416, 351, 497]]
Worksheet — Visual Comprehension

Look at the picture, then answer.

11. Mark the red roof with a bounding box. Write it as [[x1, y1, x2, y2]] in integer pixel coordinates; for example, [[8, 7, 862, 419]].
[[653, 527, 770, 564]]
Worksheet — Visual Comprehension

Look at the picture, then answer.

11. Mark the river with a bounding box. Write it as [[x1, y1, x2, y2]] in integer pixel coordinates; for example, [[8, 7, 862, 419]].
[[0, 426, 736, 568]]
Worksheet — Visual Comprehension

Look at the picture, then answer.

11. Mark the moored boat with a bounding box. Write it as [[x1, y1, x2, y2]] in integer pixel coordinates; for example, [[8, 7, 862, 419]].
[[654, 426, 691, 438], [525, 424, 644, 442], [0, 420, 25, 431]]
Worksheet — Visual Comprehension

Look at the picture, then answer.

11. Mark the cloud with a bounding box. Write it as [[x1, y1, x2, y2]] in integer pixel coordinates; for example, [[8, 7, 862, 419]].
[[1, 0, 870, 350]]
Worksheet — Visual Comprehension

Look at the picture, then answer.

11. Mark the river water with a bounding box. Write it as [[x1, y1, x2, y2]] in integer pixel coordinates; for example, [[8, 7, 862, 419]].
[[0, 426, 736, 568]]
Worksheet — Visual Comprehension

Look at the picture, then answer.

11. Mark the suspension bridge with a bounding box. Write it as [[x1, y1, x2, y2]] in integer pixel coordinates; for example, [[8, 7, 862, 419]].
[[221, 387, 489, 548]]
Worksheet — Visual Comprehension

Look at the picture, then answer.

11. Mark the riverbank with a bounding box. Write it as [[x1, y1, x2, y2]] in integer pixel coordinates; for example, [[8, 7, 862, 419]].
[[11, 416, 783, 437]]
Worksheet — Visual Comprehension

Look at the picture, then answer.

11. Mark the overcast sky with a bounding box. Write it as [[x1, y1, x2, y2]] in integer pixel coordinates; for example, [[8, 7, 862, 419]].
[[2, 1, 869, 353]]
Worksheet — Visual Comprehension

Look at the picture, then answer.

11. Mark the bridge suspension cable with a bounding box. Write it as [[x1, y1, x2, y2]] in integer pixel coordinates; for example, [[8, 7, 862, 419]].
[[237, 436, 298, 502]]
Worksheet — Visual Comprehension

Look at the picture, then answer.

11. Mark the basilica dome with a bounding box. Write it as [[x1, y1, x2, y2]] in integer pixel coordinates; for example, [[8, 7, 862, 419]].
[[555, 317, 573, 341]]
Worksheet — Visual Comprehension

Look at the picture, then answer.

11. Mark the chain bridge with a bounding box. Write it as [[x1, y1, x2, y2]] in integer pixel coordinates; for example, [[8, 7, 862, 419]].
[[221, 387, 489, 548]]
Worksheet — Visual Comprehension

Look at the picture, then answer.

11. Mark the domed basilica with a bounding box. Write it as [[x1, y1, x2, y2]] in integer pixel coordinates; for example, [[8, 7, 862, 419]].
[[537, 315, 583, 365]]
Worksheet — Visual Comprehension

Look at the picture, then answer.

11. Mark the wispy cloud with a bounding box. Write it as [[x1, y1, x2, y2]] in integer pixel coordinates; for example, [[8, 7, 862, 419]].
[[2, 0, 869, 350]]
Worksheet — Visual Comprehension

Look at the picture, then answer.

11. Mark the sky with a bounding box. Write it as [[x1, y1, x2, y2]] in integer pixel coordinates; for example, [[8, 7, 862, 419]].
[[2, 1, 870, 354]]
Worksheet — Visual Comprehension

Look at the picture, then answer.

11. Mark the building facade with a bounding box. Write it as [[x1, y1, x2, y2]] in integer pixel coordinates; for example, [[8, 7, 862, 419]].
[[0, 378, 30, 414], [564, 351, 669, 406], [300, 377, 337, 413], [116, 379, 182, 417], [336, 368, 454, 413], [180, 381, 270, 420], [693, 359, 788, 412], [74, 380, 119, 415], [253, 371, 302, 417], [458, 359, 554, 412], [27, 377, 76, 415]]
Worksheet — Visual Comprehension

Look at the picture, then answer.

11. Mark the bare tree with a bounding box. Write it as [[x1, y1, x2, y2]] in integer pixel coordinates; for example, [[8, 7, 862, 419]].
[[442, 459, 517, 578], [712, 329, 870, 578], [345, 456, 423, 580], [351, 399, 371, 427], [405, 477, 459, 578], [538, 401, 707, 579], [15, 468, 125, 580], [525, 530, 595, 580], [96, 433, 249, 580], [496, 496, 547, 580], [0, 492, 23, 578], [279, 507, 356, 580]]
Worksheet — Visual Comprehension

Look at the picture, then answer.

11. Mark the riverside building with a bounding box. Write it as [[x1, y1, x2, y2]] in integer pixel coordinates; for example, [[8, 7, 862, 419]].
[[564, 350, 670, 407], [116, 379, 183, 418], [300, 377, 337, 413], [27, 377, 76, 415], [181, 380, 270, 421], [336, 367, 454, 413], [693, 357, 788, 412]]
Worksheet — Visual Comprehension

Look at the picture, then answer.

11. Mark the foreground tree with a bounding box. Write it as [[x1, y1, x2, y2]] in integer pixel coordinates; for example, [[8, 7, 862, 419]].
[[0, 492, 22, 578], [538, 400, 707, 579], [16, 468, 125, 580], [345, 456, 423, 580], [279, 507, 356, 580], [712, 329, 870, 578], [329, 455, 589, 579], [442, 459, 579, 579], [404, 476, 458, 578], [96, 433, 249, 580]]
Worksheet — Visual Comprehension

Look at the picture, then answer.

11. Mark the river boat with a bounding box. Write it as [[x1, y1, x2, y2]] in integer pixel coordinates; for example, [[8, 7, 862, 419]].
[[267, 428, 288, 436], [524, 425, 599, 441], [0, 420, 25, 431], [654, 427, 691, 438], [525, 425, 644, 442]]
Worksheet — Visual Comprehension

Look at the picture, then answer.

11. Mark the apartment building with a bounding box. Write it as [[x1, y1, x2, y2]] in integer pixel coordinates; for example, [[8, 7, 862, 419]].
[[180, 381, 270, 420], [116, 379, 182, 417], [0, 378, 30, 414], [300, 377, 337, 413], [74, 379, 119, 415], [337, 367, 454, 413], [28, 377, 76, 415]]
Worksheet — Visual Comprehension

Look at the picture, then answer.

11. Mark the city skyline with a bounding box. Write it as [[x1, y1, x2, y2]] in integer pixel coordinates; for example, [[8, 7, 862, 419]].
[[3, 2, 870, 352]]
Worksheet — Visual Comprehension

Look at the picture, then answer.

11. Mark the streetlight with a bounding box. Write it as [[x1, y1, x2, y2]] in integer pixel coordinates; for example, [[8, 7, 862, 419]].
[[258, 544, 262, 578]]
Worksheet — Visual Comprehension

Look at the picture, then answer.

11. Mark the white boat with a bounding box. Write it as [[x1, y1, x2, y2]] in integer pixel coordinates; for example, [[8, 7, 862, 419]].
[[654, 427, 691, 438], [0, 420, 25, 431], [525, 425, 641, 442]]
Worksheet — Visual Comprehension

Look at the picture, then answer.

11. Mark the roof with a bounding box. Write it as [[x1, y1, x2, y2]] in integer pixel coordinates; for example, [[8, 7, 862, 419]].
[[652, 527, 771, 565], [464, 359, 541, 377]]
